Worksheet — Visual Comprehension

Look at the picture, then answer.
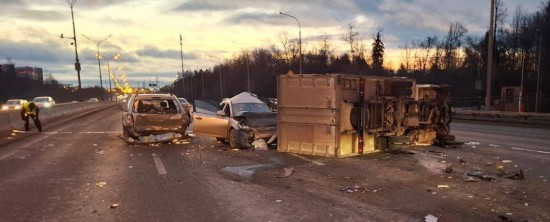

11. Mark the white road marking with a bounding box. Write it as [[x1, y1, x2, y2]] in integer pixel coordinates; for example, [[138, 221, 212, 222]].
[[0, 124, 75, 160], [511, 147, 550, 154], [152, 156, 167, 175], [290, 153, 326, 166]]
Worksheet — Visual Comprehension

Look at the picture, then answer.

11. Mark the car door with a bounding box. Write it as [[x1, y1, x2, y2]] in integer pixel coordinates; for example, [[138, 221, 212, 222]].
[[193, 99, 229, 138]]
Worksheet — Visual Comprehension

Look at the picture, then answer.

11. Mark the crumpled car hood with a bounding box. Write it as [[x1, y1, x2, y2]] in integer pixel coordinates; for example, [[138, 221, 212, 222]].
[[237, 112, 277, 127]]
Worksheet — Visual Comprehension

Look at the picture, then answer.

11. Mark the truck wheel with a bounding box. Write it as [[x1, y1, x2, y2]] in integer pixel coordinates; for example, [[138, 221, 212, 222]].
[[229, 129, 240, 149]]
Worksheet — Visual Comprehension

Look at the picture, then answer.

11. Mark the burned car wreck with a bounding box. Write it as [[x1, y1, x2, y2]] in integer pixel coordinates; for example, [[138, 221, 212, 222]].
[[193, 92, 277, 149], [122, 93, 191, 143]]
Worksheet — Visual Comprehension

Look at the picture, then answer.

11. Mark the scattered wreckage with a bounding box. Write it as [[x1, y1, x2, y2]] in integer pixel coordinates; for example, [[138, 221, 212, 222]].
[[277, 73, 459, 157], [193, 92, 277, 149], [121, 93, 191, 143]]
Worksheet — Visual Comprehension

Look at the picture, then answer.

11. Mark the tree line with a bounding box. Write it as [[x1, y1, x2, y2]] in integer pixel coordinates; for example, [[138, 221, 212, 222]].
[[163, 0, 550, 112]]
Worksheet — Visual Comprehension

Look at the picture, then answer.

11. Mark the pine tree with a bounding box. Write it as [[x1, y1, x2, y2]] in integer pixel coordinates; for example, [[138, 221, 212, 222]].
[[371, 30, 385, 73]]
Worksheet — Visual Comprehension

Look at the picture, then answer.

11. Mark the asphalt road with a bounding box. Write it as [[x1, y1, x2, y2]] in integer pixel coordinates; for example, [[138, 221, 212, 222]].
[[0, 107, 548, 221]]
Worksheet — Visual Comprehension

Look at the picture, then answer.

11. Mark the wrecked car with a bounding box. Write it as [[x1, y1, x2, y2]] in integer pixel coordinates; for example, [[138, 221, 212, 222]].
[[122, 93, 191, 140], [193, 92, 277, 149]]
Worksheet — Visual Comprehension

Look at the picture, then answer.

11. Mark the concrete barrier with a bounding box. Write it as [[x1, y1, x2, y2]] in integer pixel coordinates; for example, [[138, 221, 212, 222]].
[[453, 109, 550, 126], [0, 101, 117, 131]]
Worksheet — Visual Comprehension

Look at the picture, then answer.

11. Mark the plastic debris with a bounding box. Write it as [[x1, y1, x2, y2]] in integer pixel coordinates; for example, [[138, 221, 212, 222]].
[[251, 139, 268, 150], [110, 203, 120, 208], [96, 182, 107, 188], [437, 185, 449, 188], [425, 214, 438, 222], [275, 167, 294, 178], [275, 200, 283, 203], [96, 150, 105, 155]]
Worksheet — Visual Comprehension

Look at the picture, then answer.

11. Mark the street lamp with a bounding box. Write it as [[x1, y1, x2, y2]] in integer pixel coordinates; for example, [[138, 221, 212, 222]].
[[106, 53, 121, 101], [81, 34, 112, 91], [278, 11, 302, 74], [61, 0, 82, 100]]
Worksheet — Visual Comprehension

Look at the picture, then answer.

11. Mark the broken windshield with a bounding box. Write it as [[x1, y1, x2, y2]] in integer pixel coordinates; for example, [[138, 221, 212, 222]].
[[232, 103, 271, 116]]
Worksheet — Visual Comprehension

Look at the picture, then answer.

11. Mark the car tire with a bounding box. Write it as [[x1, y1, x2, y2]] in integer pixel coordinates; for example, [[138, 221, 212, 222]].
[[229, 129, 239, 149]]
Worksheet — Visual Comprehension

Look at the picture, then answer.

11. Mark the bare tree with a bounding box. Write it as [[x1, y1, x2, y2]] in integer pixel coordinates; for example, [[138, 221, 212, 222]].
[[342, 23, 359, 55]]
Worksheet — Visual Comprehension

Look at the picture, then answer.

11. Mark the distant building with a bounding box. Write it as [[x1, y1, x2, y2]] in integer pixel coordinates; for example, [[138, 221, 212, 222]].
[[15, 66, 44, 84], [0, 64, 16, 78]]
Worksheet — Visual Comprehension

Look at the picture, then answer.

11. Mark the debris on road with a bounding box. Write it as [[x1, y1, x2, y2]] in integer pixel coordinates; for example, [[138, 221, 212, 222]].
[[425, 214, 438, 222], [462, 175, 478, 182], [444, 167, 453, 173], [96, 150, 105, 155], [96, 182, 107, 188], [275, 200, 283, 203], [505, 169, 525, 180], [122, 132, 182, 145], [275, 167, 294, 178], [91, 210, 98, 213], [251, 139, 268, 150], [464, 142, 480, 146], [437, 185, 449, 188], [502, 160, 512, 163], [110, 203, 120, 209], [341, 186, 367, 194], [466, 170, 498, 181]]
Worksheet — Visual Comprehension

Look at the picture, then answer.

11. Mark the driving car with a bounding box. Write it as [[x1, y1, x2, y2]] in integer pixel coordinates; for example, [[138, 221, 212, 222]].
[[32, 96, 55, 108], [122, 93, 191, 140], [193, 92, 277, 149], [2, 99, 28, 111]]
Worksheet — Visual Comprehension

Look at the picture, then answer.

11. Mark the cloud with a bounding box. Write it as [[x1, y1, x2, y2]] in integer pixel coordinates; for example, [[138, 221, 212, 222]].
[[173, 0, 229, 11], [17, 9, 65, 21], [136, 46, 198, 60], [0, 39, 73, 63]]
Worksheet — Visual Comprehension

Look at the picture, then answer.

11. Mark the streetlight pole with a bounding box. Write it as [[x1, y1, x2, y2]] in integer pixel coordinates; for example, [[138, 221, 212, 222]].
[[179, 34, 185, 98], [485, 0, 495, 111], [82, 34, 112, 92], [246, 52, 250, 92], [536, 30, 542, 113], [61, 0, 81, 100], [278, 11, 302, 74], [519, 51, 525, 112]]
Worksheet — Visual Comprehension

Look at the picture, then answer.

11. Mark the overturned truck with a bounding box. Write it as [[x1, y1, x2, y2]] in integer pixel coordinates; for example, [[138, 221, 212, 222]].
[[277, 74, 454, 157]]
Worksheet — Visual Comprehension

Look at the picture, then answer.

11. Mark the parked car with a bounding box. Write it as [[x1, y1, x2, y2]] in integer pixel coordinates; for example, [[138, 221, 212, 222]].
[[32, 96, 55, 108], [122, 93, 191, 139], [193, 92, 277, 149], [2, 99, 28, 111]]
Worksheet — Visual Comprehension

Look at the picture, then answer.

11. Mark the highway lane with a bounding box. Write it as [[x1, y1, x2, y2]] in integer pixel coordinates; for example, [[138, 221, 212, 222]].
[[0, 108, 549, 221], [0, 107, 404, 221]]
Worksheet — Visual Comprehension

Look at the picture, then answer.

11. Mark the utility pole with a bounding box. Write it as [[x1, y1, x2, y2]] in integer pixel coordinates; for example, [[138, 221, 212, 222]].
[[485, 0, 495, 111], [179, 34, 185, 97], [536, 30, 542, 113], [246, 53, 250, 92]]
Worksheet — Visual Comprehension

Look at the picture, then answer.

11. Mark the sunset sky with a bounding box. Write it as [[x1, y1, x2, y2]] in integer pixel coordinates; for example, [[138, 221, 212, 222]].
[[0, 0, 543, 87]]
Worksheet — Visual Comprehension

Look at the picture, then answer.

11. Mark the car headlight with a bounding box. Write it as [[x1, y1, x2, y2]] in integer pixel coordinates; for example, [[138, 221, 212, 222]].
[[1, 106, 7, 110], [44, 103, 51, 107], [15, 105, 21, 109]]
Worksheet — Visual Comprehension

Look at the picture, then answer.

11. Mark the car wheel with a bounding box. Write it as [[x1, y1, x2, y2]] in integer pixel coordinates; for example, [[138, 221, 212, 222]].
[[123, 127, 129, 138], [229, 129, 240, 149]]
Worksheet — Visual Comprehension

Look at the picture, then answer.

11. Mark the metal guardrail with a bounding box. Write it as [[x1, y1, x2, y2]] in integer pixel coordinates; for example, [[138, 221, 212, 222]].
[[0, 101, 117, 131], [453, 109, 550, 126]]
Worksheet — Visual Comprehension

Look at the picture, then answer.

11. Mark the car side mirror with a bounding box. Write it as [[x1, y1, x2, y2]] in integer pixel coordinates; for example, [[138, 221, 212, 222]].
[[216, 110, 225, 116]]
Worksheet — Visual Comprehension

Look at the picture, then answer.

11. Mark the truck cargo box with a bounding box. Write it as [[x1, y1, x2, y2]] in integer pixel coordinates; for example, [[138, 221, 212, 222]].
[[277, 74, 416, 157]]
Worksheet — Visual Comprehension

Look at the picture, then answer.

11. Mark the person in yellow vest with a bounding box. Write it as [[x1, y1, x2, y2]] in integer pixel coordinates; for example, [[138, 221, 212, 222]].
[[20, 102, 42, 132]]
